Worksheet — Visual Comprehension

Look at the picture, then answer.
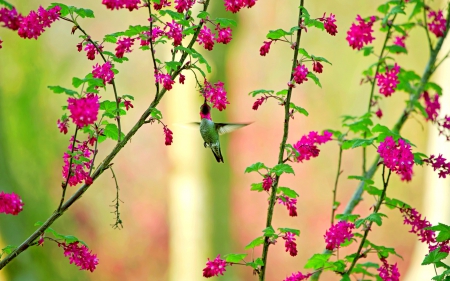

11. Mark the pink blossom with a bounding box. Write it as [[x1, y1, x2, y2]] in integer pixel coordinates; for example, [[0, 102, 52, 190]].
[[293, 131, 332, 162], [57, 118, 69, 134], [153, 0, 171, 10], [322, 13, 338, 36], [115, 37, 134, 58], [165, 20, 183, 46], [293, 64, 309, 84], [0, 191, 24, 215], [376, 108, 383, 119], [174, 0, 195, 13], [377, 136, 414, 181], [260, 40, 272, 56], [422, 91, 440, 122], [393, 35, 406, 49], [283, 232, 298, 256], [123, 100, 133, 111], [376, 63, 400, 97], [163, 126, 173, 146], [312, 61, 323, 73], [179, 74, 186, 84], [262, 175, 273, 191], [67, 94, 99, 128], [102, 0, 141, 11], [155, 72, 175, 91], [61, 242, 99, 272], [203, 80, 229, 111], [423, 154, 450, 179], [92, 61, 114, 85], [428, 10, 447, 38], [346, 15, 376, 50], [215, 25, 232, 44], [378, 258, 400, 281], [324, 221, 355, 251], [283, 272, 312, 281], [224, 0, 257, 13], [84, 43, 102, 60], [62, 137, 94, 186], [18, 6, 60, 39], [278, 196, 298, 217], [0, 39, 2, 49], [202, 255, 227, 278], [197, 26, 215, 51], [252, 97, 266, 110], [0, 7, 23, 31]]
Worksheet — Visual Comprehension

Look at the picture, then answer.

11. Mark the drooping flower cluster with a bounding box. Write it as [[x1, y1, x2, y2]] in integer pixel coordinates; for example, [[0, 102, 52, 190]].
[[422, 91, 440, 122], [215, 25, 232, 44], [393, 35, 406, 49], [67, 94, 100, 128], [224, 0, 257, 13], [400, 207, 450, 253], [202, 255, 227, 278], [0, 191, 24, 215], [293, 64, 309, 84], [324, 221, 355, 251], [60, 242, 99, 272], [155, 72, 175, 91], [62, 136, 95, 186], [283, 232, 298, 256], [423, 154, 450, 179], [259, 40, 272, 56], [292, 131, 332, 162], [102, 0, 141, 11], [321, 13, 338, 36], [174, 0, 195, 13], [57, 118, 69, 134], [252, 96, 266, 110], [262, 174, 273, 191], [203, 80, 229, 111], [179, 74, 185, 84], [92, 61, 115, 85], [0, 7, 23, 31], [377, 136, 414, 181], [80, 43, 103, 60], [377, 258, 400, 281], [437, 115, 450, 141], [428, 10, 447, 38], [312, 61, 323, 73], [346, 15, 376, 50], [375, 108, 383, 119], [283, 271, 312, 281], [165, 20, 183, 46], [278, 196, 298, 217], [375, 63, 400, 97], [115, 37, 134, 58], [197, 25, 233, 51], [17, 5, 60, 39], [163, 126, 173, 146], [153, 0, 171, 10]]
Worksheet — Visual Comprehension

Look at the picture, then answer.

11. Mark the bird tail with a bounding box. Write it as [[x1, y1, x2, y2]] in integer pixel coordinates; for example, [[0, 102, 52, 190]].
[[211, 146, 224, 163]]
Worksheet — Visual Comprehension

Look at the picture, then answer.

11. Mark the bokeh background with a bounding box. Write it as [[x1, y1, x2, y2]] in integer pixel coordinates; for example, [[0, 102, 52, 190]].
[[0, 0, 449, 280]]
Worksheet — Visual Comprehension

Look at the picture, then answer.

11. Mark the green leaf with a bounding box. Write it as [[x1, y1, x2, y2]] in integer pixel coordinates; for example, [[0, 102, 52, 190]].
[[425, 82, 443, 96], [276, 89, 288, 96], [304, 253, 332, 269], [48, 85, 78, 97], [272, 163, 295, 176], [311, 55, 332, 65], [289, 103, 309, 116], [73, 7, 95, 18], [298, 48, 311, 58], [48, 3, 69, 16], [165, 61, 182, 73], [409, 1, 424, 20], [250, 183, 264, 192], [386, 45, 407, 54], [377, 3, 390, 14], [390, 5, 406, 15], [182, 25, 197, 36], [278, 228, 300, 236], [223, 253, 247, 263], [1, 0, 14, 9], [423, 249, 449, 265], [150, 108, 163, 120], [248, 89, 274, 97], [307, 72, 322, 88], [335, 214, 360, 222], [246, 258, 264, 269], [123, 25, 149, 37], [197, 11, 209, 19], [2, 245, 17, 255], [263, 226, 275, 237], [278, 187, 299, 198], [413, 152, 428, 165], [266, 29, 290, 40], [245, 162, 268, 173], [215, 18, 237, 28], [366, 213, 387, 226], [341, 138, 375, 150], [361, 46, 374, 56], [159, 9, 183, 20], [104, 123, 120, 141], [364, 185, 383, 196], [245, 236, 265, 250], [340, 274, 351, 281]]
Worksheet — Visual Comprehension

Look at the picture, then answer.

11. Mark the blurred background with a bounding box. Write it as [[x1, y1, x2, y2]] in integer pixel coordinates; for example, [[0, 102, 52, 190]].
[[0, 0, 449, 280]]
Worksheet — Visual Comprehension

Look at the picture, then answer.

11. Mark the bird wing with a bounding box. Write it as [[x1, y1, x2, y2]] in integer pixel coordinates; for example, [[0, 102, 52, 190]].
[[215, 123, 251, 135]]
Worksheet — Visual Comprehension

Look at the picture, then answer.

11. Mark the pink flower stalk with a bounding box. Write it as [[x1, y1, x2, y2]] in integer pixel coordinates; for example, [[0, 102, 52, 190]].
[[0, 191, 24, 215], [0, 39, 2, 49], [57, 118, 69, 134], [163, 126, 173, 146], [155, 72, 175, 91], [153, 0, 171, 10], [376, 108, 383, 119], [18, 5, 60, 39], [115, 37, 134, 58], [428, 10, 447, 38], [422, 91, 440, 122], [322, 13, 338, 36], [215, 25, 232, 44], [165, 20, 183, 46], [92, 61, 114, 85], [140, 27, 164, 46], [262, 175, 273, 191], [393, 35, 406, 49], [202, 255, 227, 278], [312, 61, 323, 73], [252, 96, 266, 110], [324, 221, 355, 251], [293, 64, 309, 84], [293, 131, 332, 162], [224, 0, 257, 13], [179, 74, 186, 84], [197, 26, 215, 51], [62, 137, 94, 186], [123, 99, 133, 111], [378, 258, 400, 281], [0, 7, 23, 31], [376, 63, 400, 97], [283, 272, 312, 281], [377, 136, 414, 181], [102, 0, 141, 11], [278, 196, 298, 217], [174, 0, 195, 13], [61, 242, 99, 272], [346, 15, 376, 50], [67, 94, 100, 128], [283, 232, 298, 256], [83, 43, 102, 60], [203, 80, 230, 111], [260, 40, 272, 56], [423, 154, 450, 179]]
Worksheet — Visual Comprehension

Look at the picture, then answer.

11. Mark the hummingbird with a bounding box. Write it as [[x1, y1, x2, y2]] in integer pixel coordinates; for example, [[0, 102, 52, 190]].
[[193, 100, 250, 163]]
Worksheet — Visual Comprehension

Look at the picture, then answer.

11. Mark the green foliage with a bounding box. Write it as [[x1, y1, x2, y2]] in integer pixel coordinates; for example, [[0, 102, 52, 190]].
[[335, 214, 360, 222], [34, 221, 87, 245], [289, 103, 309, 116], [278, 228, 300, 236], [223, 253, 247, 263], [246, 258, 264, 269], [150, 108, 163, 120], [245, 236, 265, 250], [48, 85, 78, 97], [423, 249, 449, 265], [48, 3, 95, 18], [263, 226, 276, 237], [215, 18, 237, 28], [72, 74, 104, 92], [165, 61, 182, 73], [278, 187, 299, 198], [174, 46, 212, 73], [272, 163, 295, 176], [304, 253, 332, 270], [0, 0, 13, 9], [245, 162, 269, 173], [1, 245, 17, 258], [248, 89, 274, 97], [250, 182, 264, 192], [307, 72, 322, 88]]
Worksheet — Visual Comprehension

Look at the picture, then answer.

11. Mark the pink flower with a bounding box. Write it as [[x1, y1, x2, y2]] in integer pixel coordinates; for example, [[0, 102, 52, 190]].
[[155, 72, 175, 91], [377, 136, 414, 181], [115, 37, 134, 58], [215, 25, 232, 44], [203, 80, 229, 111], [18, 6, 60, 39], [153, 0, 171, 10], [0, 191, 24, 215], [102, 0, 141, 11], [197, 26, 215, 51], [92, 61, 114, 85], [423, 154, 450, 179], [202, 255, 227, 278], [262, 175, 273, 191], [260, 40, 272, 56], [393, 35, 406, 49], [293, 64, 309, 84], [252, 97, 266, 110], [123, 100, 133, 111], [375, 108, 383, 119], [428, 10, 447, 38], [283, 272, 312, 281], [61, 242, 99, 272], [378, 259, 400, 281], [179, 74, 186, 84], [165, 20, 183, 46], [67, 94, 100, 128], [283, 232, 298, 256], [278, 196, 298, 217], [312, 61, 323, 73], [163, 126, 173, 146], [57, 118, 69, 134], [0, 7, 23, 31], [376, 63, 400, 97], [62, 137, 94, 186], [0, 39, 2, 49], [293, 131, 332, 162], [422, 91, 440, 122], [346, 15, 376, 50], [322, 13, 338, 36], [174, 0, 195, 13], [324, 221, 355, 251], [84, 43, 102, 60], [224, 0, 257, 13]]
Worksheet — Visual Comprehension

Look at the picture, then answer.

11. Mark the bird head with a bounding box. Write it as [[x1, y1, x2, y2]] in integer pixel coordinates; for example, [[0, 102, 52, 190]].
[[200, 99, 211, 120]]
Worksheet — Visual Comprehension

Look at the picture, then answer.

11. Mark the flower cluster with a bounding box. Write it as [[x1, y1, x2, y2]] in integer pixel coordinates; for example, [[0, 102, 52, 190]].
[[278, 196, 297, 217], [423, 154, 450, 179], [163, 126, 173, 146], [67, 94, 100, 128], [203, 80, 229, 111], [0, 7, 23, 31], [197, 25, 233, 51], [346, 15, 376, 50], [377, 136, 414, 181], [224, 0, 257, 13], [17, 5, 60, 40], [375, 63, 400, 97], [61, 242, 99, 272], [283, 271, 312, 281], [428, 9, 447, 38], [293, 64, 309, 85], [79, 43, 103, 60], [115, 37, 134, 58], [153, 0, 171, 10], [174, 0, 195, 13], [0, 191, 24, 215], [165, 20, 183, 46], [202, 255, 227, 278], [262, 174, 273, 191], [155, 72, 175, 91], [252, 96, 267, 110], [437, 115, 450, 141], [378, 258, 400, 281], [62, 136, 95, 186], [321, 13, 338, 36], [422, 91, 440, 122], [57, 118, 69, 134], [292, 131, 332, 162], [393, 35, 406, 49], [324, 221, 355, 251], [283, 232, 298, 256], [375, 108, 383, 119], [92, 61, 115, 85], [102, 0, 141, 11], [259, 40, 272, 56], [312, 60, 323, 73]]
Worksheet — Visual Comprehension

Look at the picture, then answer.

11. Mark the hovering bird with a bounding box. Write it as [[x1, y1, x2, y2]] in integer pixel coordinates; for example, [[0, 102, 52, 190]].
[[193, 100, 250, 163]]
